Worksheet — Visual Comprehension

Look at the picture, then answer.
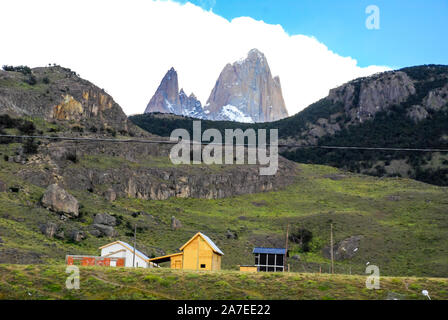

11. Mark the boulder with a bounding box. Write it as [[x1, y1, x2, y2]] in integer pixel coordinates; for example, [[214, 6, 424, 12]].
[[89, 228, 101, 237], [103, 188, 116, 202], [91, 224, 117, 237], [323, 235, 363, 261], [93, 213, 116, 226], [292, 254, 300, 261], [70, 230, 86, 242], [226, 229, 238, 240], [39, 222, 58, 238], [0, 180, 6, 192], [171, 216, 182, 231], [41, 184, 79, 217], [55, 230, 65, 240]]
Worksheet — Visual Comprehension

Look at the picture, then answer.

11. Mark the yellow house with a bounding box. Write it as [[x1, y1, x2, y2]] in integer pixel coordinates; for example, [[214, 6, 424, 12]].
[[148, 232, 224, 271]]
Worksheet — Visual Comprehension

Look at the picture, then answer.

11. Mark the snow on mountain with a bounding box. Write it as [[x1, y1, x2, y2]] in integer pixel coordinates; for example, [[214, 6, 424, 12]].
[[219, 105, 254, 123]]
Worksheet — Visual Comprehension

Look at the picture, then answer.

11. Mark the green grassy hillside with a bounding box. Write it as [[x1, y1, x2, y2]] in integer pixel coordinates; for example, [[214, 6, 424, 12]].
[[1, 144, 447, 277], [1, 264, 447, 300]]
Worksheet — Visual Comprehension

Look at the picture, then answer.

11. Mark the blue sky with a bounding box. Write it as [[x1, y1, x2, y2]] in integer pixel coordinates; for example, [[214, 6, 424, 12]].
[[2, 0, 445, 115], [180, 0, 448, 68]]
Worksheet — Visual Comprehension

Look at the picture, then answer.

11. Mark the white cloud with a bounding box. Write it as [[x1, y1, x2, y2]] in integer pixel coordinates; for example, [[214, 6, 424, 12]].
[[0, 0, 390, 116]]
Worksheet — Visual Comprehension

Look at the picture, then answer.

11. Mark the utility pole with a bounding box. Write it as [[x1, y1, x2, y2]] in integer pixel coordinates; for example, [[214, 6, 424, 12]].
[[284, 224, 289, 272], [330, 223, 334, 274], [132, 223, 137, 268]]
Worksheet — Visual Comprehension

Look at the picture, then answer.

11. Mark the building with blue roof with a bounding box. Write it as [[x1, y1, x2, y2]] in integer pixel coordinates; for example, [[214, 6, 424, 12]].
[[251, 247, 288, 272]]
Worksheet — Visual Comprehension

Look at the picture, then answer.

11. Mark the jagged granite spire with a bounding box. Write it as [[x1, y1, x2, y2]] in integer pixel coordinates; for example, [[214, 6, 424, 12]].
[[145, 68, 205, 118], [204, 49, 289, 123]]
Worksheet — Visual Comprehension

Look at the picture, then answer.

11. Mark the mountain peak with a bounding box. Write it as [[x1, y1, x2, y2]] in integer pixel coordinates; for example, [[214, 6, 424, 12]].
[[247, 48, 265, 60], [204, 49, 288, 122], [145, 70, 205, 118]]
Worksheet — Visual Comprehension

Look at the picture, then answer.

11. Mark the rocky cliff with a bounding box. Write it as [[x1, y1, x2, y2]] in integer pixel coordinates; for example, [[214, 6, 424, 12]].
[[144, 67, 205, 119], [0, 66, 134, 134], [204, 49, 289, 123], [16, 140, 296, 201], [327, 70, 416, 124]]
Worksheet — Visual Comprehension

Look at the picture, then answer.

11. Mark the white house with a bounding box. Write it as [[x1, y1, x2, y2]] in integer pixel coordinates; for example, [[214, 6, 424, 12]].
[[99, 241, 155, 268]]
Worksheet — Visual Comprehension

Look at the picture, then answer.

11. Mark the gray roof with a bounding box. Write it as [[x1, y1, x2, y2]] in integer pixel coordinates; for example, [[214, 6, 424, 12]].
[[117, 241, 150, 260], [253, 247, 286, 255], [199, 233, 224, 255]]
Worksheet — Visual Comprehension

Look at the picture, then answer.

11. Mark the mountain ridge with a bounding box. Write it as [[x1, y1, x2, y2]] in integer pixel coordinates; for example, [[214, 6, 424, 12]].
[[131, 64, 448, 186]]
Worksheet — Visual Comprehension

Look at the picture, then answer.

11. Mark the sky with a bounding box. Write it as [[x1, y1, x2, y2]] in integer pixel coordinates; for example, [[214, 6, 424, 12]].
[[0, 0, 446, 116]]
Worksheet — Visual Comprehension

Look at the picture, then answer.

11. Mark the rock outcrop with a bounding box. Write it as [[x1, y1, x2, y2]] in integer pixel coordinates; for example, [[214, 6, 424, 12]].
[[0, 66, 135, 134], [145, 68, 205, 118], [41, 184, 79, 218], [91, 224, 117, 237], [204, 49, 289, 123], [322, 235, 363, 261], [91, 213, 117, 237], [171, 216, 182, 230], [226, 229, 238, 240], [16, 139, 297, 201], [93, 213, 116, 226], [328, 71, 416, 124], [103, 188, 117, 202], [70, 230, 86, 242], [39, 222, 58, 238], [0, 180, 6, 192]]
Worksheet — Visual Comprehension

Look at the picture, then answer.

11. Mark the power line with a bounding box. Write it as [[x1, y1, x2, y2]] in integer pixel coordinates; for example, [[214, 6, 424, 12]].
[[284, 145, 448, 153], [0, 134, 177, 145], [1, 134, 448, 153]]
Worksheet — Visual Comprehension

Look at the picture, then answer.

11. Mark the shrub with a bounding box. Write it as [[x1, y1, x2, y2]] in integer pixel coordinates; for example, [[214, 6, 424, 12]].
[[65, 151, 78, 163], [71, 125, 84, 133], [17, 121, 36, 135], [23, 138, 39, 154], [289, 228, 313, 252], [25, 75, 37, 85], [2, 65, 32, 75]]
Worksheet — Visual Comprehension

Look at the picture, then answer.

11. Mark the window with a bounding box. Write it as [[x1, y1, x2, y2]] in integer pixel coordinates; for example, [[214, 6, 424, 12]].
[[200, 264, 206, 268], [260, 254, 267, 265], [276, 255, 284, 266]]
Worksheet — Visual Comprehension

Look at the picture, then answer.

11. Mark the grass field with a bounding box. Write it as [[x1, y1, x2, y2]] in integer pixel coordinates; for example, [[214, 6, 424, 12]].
[[0, 264, 446, 300]]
